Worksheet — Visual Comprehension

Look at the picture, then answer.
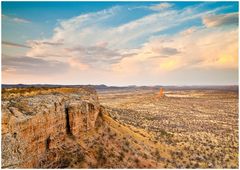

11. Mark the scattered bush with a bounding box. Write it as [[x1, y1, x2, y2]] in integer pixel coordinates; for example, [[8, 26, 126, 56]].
[[118, 152, 125, 161], [134, 158, 139, 164]]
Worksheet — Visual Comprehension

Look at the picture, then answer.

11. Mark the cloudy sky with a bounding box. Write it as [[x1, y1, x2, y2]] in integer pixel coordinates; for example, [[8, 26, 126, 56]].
[[2, 1, 239, 86]]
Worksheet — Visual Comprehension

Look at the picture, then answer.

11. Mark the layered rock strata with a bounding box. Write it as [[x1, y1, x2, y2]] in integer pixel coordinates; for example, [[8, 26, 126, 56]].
[[1, 88, 100, 168]]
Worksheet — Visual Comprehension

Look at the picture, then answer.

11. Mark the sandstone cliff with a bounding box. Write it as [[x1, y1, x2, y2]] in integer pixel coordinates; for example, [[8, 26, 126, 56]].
[[2, 87, 168, 168], [2, 87, 100, 168]]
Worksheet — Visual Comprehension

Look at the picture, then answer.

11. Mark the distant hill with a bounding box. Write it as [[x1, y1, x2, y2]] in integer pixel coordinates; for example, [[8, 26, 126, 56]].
[[2, 84, 238, 92]]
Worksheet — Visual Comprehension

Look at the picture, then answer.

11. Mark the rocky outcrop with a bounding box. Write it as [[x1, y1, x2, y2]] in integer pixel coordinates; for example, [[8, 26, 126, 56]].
[[157, 88, 165, 98], [1, 88, 100, 168]]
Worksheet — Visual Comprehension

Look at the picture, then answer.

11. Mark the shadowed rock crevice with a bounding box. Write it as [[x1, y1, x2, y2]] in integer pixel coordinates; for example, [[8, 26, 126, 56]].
[[65, 107, 72, 136], [45, 136, 51, 151]]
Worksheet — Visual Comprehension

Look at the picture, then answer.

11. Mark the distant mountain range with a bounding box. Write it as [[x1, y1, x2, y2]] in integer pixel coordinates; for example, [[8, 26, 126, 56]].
[[1, 84, 238, 91]]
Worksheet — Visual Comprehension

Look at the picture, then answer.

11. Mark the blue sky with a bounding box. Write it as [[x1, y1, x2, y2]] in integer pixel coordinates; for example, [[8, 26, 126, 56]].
[[2, 1, 238, 44], [2, 1, 239, 85]]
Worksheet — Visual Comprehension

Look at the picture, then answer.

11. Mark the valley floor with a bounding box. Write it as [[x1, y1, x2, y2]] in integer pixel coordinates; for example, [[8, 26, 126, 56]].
[[98, 89, 239, 168]]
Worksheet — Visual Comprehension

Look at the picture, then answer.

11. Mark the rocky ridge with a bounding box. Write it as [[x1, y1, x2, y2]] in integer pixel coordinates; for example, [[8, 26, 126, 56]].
[[2, 87, 100, 168], [2, 87, 164, 168]]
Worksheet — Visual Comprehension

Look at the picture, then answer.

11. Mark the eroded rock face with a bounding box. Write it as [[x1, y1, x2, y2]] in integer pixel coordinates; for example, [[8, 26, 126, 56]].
[[1, 88, 100, 168]]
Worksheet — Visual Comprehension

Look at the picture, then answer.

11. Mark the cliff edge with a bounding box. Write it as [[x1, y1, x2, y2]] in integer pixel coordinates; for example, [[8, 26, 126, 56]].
[[2, 87, 168, 168], [2, 87, 100, 168]]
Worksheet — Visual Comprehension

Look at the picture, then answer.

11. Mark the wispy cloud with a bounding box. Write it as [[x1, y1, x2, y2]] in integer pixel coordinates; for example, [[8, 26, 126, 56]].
[[2, 2, 238, 85], [26, 3, 229, 70], [13, 17, 30, 23], [29, 40, 64, 46], [149, 3, 173, 11], [2, 54, 69, 74], [2, 41, 31, 48], [2, 14, 31, 23], [152, 47, 180, 56], [203, 12, 238, 27], [128, 2, 174, 11]]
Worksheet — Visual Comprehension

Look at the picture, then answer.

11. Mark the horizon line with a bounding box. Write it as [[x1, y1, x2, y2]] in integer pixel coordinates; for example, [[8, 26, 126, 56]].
[[1, 83, 239, 87]]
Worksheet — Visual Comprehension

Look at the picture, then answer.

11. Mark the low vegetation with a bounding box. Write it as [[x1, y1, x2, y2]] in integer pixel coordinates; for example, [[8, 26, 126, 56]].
[[98, 89, 238, 168]]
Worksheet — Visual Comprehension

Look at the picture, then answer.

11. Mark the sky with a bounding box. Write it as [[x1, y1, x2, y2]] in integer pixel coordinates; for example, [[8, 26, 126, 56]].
[[1, 1, 239, 86]]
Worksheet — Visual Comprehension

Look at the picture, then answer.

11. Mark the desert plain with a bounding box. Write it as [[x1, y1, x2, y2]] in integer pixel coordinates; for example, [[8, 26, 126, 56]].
[[1, 86, 238, 168], [98, 87, 238, 168]]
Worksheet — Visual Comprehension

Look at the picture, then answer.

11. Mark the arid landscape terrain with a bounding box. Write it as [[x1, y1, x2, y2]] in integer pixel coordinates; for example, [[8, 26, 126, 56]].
[[1, 85, 238, 168], [2, 1, 239, 169], [98, 87, 239, 168]]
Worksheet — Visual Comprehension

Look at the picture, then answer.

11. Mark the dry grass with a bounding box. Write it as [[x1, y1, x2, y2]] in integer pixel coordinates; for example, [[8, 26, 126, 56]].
[[98, 89, 239, 168], [2, 87, 95, 100]]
